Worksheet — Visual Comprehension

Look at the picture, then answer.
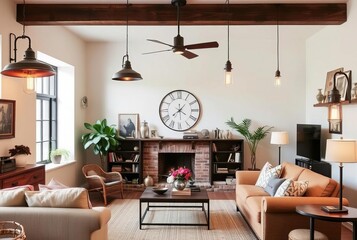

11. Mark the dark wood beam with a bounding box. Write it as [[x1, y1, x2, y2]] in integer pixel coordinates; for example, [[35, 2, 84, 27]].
[[17, 3, 346, 26]]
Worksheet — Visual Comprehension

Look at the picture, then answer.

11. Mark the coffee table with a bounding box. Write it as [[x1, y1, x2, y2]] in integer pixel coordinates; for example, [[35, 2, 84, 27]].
[[139, 187, 210, 229]]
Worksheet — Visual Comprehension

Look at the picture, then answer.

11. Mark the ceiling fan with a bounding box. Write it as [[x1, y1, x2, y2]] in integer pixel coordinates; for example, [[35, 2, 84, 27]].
[[143, 0, 219, 59]]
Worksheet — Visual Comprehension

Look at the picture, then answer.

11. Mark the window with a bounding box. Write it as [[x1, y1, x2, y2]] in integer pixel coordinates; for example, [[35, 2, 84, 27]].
[[36, 67, 58, 164]]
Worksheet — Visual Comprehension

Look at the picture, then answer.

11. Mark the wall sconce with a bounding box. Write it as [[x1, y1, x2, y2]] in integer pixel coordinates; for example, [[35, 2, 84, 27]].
[[1, 33, 56, 94]]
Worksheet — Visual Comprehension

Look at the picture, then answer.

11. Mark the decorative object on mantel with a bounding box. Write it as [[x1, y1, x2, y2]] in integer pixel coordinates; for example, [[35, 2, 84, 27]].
[[323, 67, 344, 103], [316, 89, 324, 103], [50, 148, 70, 164], [201, 129, 210, 139], [112, 0, 142, 81], [0, 99, 16, 139], [118, 113, 139, 138], [81, 119, 120, 168], [224, 0, 233, 85], [9, 145, 31, 167], [274, 5, 282, 87], [226, 118, 273, 170], [0, 0, 55, 94], [352, 82, 357, 99], [140, 120, 150, 139], [167, 167, 192, 191]]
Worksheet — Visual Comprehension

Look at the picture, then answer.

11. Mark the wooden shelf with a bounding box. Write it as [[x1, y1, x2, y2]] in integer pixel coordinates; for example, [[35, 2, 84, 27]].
[[313, 98, 357, 107]]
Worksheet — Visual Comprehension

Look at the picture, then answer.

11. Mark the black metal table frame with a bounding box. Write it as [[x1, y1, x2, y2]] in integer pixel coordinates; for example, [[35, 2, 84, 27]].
[[139, 200, 210, 229]]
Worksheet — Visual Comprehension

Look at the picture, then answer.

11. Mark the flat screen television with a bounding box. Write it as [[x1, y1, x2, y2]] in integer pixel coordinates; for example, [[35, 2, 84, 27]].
[[296, 124, 321, 161]]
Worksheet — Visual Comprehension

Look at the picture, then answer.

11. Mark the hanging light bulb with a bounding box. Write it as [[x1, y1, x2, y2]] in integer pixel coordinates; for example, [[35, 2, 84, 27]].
[[274, 5, 282, 87], [224, 0, 233, 85], [112, 0, 142, 81], [25, 75, 36, 94]]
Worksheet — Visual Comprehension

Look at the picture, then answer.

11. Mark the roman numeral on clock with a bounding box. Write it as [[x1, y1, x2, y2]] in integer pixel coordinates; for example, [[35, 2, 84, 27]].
[[169, 120, 175, 128], [162, 115, 170, 123], [189, 115, 197, 121], [177, 91, 182, 99], [189, 100, 197, 105]]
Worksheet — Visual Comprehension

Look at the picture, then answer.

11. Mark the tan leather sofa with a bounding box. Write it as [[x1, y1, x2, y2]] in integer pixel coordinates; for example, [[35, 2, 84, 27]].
[[235, 162, 348, 240]]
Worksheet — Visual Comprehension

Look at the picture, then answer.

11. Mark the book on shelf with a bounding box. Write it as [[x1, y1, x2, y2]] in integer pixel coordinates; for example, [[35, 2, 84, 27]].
[[227, 153, 233, 162], [133, 154, 140, 162], [235, 152, 241, 163], [212, 143, 217, 152], [132, 164, 139, 173], [216, 167, 228, 173], [171, 188, 191, 196], [111, 166, 122, 172]]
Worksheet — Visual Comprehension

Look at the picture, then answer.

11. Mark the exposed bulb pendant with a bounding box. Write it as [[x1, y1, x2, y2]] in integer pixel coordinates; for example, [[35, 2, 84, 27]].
[[112, 0, 142, 81], [224, 0, 233, 85], [274, 5, 281, 87]]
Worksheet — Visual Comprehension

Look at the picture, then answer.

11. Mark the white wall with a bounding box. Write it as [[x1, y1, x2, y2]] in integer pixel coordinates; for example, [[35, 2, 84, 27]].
[[85, 25, 320, 169], [306, 0, 357, 206], [0, 0, 87, 187]]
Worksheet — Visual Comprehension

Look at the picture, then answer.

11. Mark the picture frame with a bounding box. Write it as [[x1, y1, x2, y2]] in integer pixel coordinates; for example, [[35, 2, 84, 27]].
[[337, 70, 351, 101], [118, 113, 139, 138], [329, 121, 342, 134], [324, 67, 344, 103], [0, 99, 16, 139]]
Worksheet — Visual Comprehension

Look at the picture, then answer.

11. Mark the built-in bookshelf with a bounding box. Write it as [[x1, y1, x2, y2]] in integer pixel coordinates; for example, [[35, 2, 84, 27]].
[[108, 139, 141, 184], [211, 139, 244, 184]]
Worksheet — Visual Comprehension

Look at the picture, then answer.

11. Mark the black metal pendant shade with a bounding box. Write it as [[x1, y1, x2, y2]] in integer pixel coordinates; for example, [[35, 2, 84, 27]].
[[112, 60, 142, 81]]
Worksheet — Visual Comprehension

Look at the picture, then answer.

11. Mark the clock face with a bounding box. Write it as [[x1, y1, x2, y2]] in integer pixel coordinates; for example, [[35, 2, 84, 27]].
[[159, 90, 201, 131]]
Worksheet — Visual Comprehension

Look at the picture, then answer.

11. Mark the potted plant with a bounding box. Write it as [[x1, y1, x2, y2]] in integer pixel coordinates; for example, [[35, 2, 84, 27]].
[[9, 145, 31, 167], [226, 118, 273, 170], [50, 148, 70, 164], [81, 119, 120, 168]]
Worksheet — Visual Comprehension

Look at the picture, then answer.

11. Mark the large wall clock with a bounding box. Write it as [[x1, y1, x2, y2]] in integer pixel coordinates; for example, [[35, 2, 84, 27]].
[[159, 90, 201, 131]]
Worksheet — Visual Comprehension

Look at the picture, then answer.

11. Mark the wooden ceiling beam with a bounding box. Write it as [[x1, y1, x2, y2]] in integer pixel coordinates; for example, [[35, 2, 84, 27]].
[[16, 3, 347, 26]]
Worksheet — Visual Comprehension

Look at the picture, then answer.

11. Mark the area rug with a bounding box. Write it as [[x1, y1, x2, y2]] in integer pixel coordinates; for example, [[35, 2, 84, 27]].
[[108, 199, 257, 240]]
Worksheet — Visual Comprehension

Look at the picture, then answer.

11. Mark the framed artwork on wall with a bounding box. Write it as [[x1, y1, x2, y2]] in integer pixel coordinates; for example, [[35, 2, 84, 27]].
[[324, 67, 344, 103], [118, 113, 139, 138], [0, 99, 16, 139]]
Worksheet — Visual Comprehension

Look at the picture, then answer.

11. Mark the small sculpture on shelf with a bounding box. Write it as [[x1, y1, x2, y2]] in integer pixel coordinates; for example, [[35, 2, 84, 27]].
[[316, 88, 325, 103]]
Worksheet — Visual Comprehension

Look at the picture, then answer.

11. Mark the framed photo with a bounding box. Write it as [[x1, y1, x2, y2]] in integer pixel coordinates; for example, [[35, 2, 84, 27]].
[[0, 99, 16, 139], [329, 121, 342, 134], [118, 113, 138, 138], [324, 67, 344, 102], [336, 70, 351, 101]]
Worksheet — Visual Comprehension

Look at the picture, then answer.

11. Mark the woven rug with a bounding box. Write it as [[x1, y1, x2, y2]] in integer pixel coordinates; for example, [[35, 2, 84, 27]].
[[108, 199, 257, 240]]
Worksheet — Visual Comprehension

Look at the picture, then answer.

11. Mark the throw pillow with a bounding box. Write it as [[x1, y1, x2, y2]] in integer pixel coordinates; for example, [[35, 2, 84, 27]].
[[25, 188, 91, 209], [264, 177, 286, 196], [255, 162, 283, 188], [0, 185, 34, 206], [274, 179, 309, 197], [39, 178, 68, 191]]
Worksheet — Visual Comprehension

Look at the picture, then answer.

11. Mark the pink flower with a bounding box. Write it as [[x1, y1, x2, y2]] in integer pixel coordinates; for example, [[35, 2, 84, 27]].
[[167, 167, 192, 182]]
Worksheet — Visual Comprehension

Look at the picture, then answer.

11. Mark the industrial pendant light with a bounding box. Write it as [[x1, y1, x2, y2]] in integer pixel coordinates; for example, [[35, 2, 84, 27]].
[[224, 0, 233, 85], [274, 5, 282, 87], [1, 0, 55, 94], [112, 0, 142, 81]]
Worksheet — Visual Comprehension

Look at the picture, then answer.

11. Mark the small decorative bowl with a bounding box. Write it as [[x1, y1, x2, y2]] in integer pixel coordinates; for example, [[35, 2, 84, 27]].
[[152, 187, 168, 195]]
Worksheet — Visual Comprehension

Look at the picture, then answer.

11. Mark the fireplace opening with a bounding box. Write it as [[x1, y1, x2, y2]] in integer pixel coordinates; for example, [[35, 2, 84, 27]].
[[158, 153, 195, 182]]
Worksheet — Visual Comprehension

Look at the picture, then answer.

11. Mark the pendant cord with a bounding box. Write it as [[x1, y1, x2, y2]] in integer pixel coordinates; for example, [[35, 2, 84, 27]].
[[227, 0, 230, 61], [177, 3, 180, 35], [276, 5, 280, 71], [22, 0, 26, 36], [125, 0, 129, 59]]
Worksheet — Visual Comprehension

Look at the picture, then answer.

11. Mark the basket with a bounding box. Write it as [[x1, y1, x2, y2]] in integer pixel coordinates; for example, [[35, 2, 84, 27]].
[[0, 221, 26, 239]]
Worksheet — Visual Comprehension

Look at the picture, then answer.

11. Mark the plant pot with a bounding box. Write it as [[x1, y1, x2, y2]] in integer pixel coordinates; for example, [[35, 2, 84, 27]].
[[52, 155, 62, 164], [16, 155, 27, 167]]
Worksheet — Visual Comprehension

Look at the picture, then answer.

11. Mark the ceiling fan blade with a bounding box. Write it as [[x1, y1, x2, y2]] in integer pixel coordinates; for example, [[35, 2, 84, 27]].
[[142, 49, 172, 55], [181, 50, 198, 59], [147, 39, 173, 48], [185, 41, 219, 50]]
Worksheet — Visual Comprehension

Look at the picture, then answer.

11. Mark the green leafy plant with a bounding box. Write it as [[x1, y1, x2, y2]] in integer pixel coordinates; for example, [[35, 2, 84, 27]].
[[81, 119, 120, 167], [50, 148, 70, 159], [226, 118, 273, 170], [9, 145, 31, 156]]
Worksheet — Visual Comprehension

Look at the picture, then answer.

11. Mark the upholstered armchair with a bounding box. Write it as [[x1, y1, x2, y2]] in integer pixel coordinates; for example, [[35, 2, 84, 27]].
[[82, 164, 124, 205]]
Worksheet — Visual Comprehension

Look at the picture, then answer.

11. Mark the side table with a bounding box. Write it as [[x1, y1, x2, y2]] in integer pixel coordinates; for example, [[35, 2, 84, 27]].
[[296, 205, 357, 240]]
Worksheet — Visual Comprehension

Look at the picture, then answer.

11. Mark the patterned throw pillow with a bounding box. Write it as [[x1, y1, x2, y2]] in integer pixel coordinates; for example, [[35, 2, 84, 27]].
[[255, 162, 283, 188], [274, 179, 309, 197]]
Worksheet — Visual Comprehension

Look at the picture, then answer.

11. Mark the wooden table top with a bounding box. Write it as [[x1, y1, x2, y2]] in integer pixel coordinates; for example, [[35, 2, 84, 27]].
[[296, 205, 357, 222], [140, 187, 209, 202]]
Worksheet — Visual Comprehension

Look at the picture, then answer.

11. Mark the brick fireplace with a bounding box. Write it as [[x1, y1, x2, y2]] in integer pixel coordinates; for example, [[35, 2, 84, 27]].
[[142, 141, 210, 184]]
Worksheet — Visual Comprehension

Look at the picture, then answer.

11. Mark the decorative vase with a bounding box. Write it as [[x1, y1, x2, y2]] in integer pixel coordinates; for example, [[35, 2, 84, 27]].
[[15, 155, 27, 167], [173, 179, 187, 191], [144, 175, 154, 187], [52, 155, 62, 164], [140, 121, 150, 139], [316, 89, 324, 103]]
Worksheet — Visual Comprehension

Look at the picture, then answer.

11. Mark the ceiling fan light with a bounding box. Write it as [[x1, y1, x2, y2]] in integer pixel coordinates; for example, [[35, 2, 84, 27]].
[[1, 47, 55, 78], [112, 59, 142, 81]]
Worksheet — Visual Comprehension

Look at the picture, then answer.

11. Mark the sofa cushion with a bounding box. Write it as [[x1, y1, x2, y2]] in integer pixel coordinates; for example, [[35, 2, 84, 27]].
[[237, 185, 270, 201], [0, 186, 34, 206], [255, 162, 282, 188], [274, 179, 309, 197], [25, 188, 91, 209], [245, 196, 264, 223], [264, 177, 286, 196], [297, 169, 338, 197], [39, 178, 68, 190], [280, 162, 305, 180]]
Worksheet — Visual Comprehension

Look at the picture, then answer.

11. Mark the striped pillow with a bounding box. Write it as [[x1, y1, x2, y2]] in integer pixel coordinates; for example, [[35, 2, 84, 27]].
[[255, 162, 282, 188]]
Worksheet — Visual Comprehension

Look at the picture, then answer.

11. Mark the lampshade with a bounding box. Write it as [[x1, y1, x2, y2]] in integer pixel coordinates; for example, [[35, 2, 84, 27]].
[[270, 131, 289, 145], [325, 139, 357, 163], [112, 60, 142, 81]]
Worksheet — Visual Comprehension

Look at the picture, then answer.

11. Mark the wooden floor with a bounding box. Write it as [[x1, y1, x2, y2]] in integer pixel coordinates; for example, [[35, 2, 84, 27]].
[[90, 191, 352, 239]]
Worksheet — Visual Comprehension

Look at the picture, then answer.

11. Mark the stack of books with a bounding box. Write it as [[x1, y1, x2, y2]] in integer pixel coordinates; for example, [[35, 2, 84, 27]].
[[171, 188, 191, 196], [183, 131, 198, 139], [216, 167, 228, 173]]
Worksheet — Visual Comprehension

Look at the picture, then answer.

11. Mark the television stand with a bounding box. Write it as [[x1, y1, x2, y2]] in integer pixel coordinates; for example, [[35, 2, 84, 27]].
[[295, 158, 331, 178]]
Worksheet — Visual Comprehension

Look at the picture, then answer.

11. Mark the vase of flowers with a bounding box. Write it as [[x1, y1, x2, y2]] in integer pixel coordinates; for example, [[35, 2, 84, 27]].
[[167, 167, 192, 191], [9, 145, 31, 167]]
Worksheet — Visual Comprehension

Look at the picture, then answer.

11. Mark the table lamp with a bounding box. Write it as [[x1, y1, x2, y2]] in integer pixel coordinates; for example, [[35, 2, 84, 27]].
[[270, 131, 289, 165], [322, 139, 357, 213]]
